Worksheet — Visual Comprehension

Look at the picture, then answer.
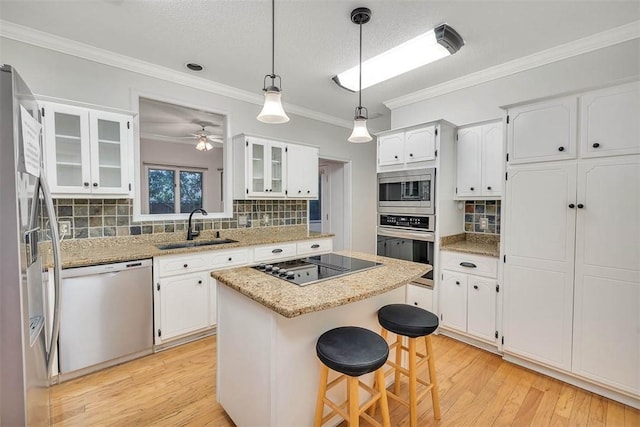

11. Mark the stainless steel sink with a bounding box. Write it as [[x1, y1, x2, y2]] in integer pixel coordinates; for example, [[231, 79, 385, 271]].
[[155, 238, 237, 250]]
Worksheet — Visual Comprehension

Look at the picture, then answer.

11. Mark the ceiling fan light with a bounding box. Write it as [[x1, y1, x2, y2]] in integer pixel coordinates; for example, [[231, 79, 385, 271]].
[[195, 139, 213, 151], [348, 117, 372, 143], [257, 89, 290, 124]]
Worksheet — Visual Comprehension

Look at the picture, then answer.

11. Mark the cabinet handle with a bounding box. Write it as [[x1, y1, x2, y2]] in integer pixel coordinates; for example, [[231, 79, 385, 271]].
[[307, 190, 310, 194], [487, 186, 492, 190], [460, 262, 477, 268], [409, 153, 413, 157], [183, 264, 188, 268], [311, 244, 320, 249], [298, 190, 302, 194], [93, 182, 98, 187], [272, 248, 283, 253], [592, 142, 600, 148], [577, 203, 584, 209], [394, 155, 398, 159], [414, 301, 418, 306], [568, 203, 575, 208], [455, 281, 460, 285], [473, 285, 478, 290], [558, 146, 565, 152], [470, 187, 475, 191], [84, 182, 89, 187], [228, 257, 232, 261], [198, 280, 202, 284]]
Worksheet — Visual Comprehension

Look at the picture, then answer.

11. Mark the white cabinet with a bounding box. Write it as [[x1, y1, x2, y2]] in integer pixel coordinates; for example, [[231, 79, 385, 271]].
[[233, 134, 318, 200], [41, 102, 133, 197], [506, 96, 577, 164], [439, 251, 498, 344], [158, 272, 210, 341], [377, 125, 436, 171], [286, 144, 319, 199], [406, 284, 433, 312], [456, 121, 503, 198], [579, 81, 640, 158]]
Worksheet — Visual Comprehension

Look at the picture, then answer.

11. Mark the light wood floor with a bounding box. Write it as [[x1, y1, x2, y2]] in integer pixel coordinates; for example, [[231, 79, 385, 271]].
[[51, 334, 639, 426]]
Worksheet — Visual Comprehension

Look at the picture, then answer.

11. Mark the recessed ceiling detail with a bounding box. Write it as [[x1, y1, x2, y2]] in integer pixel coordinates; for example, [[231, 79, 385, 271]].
[[185, 62, 204, 72]]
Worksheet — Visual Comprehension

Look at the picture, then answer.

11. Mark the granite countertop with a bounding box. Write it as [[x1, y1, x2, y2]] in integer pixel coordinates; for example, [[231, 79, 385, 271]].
[[440, 233, 500, 258], [211, 251, 432, 318], [43, 225, 333, 269]]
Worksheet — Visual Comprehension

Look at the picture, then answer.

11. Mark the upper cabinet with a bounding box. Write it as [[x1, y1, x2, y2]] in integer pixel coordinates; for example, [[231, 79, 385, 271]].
[[233, 134, 318, 200], [456, 120, 503, 199], [377, 124, 436, 171], [579, 81, 640, 158], [41, 102, 133, 197], [506, 96, 577, 164]]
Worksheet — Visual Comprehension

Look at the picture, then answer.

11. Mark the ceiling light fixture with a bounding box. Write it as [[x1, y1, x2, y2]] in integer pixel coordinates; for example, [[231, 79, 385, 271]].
[[347, 7, 372, 144], [257, 0, 289, 124], [333, 23, 464, 92], [195, 135, 213, 152], [185, 63, 204, 72]]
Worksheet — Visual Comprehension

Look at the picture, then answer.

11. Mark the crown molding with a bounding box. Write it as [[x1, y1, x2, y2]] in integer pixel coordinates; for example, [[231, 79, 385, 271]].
[[0, 20, 353, 129], [384, 20, 640, 110]]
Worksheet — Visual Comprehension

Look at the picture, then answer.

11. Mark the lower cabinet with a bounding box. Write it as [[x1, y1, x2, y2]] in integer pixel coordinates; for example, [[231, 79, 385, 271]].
[[406, 283, 433, 312], [158, 272, 210, 342], [439, 251, 498, 344]]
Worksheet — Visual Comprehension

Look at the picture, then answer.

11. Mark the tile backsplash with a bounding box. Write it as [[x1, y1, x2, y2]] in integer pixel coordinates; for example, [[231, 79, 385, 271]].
[[46, 199, 307, 240], [464, 200, 501, 234]]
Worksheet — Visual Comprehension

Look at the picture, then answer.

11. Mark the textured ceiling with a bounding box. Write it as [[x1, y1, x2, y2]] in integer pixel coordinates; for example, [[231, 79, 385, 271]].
[[1, 1, 639, 128]]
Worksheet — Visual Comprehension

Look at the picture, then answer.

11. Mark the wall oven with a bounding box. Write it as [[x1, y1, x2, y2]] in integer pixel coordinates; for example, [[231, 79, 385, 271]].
[[376, 214, 435, 288], [377, 168, 435, 215]]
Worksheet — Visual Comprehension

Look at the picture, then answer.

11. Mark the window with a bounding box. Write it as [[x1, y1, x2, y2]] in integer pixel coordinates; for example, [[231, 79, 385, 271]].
[[146, 164, 205, 214]]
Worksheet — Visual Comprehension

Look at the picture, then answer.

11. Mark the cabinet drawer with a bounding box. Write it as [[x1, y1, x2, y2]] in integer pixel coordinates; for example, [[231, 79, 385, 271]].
[[211, 248, 251, 270], [253, 243, 297, 262], [157, 253, 211, 277], [440, 251, 498, 278], [406, 283, 433, 312], [296, 239, 333, 256]]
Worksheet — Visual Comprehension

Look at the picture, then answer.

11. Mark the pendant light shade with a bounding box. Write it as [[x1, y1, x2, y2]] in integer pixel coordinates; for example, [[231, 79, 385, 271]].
[[257, 0, 289, 124], [348, 7, 372, 143]]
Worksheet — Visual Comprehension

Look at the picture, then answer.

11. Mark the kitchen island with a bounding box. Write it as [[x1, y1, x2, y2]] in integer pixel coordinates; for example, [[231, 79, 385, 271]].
[[212, 251, 431, 427]]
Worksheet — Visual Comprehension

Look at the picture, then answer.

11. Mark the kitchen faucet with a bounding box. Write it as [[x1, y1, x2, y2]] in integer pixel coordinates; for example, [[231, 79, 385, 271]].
[[187, 208, 208, 240]]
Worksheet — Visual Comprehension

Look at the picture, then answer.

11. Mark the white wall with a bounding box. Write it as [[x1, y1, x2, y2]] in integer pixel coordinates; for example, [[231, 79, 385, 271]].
[[0, 37, 378, 252], [391, 39, 640, 128]]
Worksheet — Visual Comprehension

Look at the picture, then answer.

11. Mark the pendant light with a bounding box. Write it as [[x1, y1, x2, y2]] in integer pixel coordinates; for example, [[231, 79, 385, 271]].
[[257, 0, 290, 124], [347, 7, 372, 143]]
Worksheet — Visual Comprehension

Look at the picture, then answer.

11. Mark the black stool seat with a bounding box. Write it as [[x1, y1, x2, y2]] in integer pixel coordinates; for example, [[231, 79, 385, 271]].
[[316, 326, 389, 377], [378, 304, 439, 338]]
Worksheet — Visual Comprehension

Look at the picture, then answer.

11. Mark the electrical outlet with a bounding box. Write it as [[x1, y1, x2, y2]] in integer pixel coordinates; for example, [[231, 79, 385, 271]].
[[479, 217, 489, 231], [59, 220, 71, 237], [238, 215, 248, 226], [262, 214, 270, 225]]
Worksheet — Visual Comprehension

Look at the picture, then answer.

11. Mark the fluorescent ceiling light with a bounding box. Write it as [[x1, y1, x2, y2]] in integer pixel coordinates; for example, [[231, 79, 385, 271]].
[[333, 24, 464, 92]]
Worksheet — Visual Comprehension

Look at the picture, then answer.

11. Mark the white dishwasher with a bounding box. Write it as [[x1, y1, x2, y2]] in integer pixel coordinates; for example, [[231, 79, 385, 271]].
[[59, 259, 153, 378]]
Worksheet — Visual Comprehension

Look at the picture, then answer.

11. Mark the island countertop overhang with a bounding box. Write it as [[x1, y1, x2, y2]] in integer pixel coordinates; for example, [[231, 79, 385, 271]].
[[211, 251, 432, 318]]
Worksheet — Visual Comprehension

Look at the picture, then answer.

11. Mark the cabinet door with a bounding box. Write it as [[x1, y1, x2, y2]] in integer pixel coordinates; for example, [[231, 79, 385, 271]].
[[378, 133, 404, 167], [580, 82, 640, 158], [43, 103, 91, 194], [247, 138, 269, 196], [572, 157, 640, 394], [467, 277, 496, 343], [89, 111, 131, 194], [456, 126, 482, 198], [405, 126, 436, 163], [268, 142, 286, 196], [507, 97, 577, 164], [502, 163, 576, 370], [159, 272, 209, 341], [440, 271, 467, 333], [286, 144, 319, 198], [406, 283, 433, 312], [481, 122, 503, 197]]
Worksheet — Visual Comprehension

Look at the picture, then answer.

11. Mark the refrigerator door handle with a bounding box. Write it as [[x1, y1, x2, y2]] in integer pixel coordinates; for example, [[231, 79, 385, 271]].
[[37, 173, 62, 380]]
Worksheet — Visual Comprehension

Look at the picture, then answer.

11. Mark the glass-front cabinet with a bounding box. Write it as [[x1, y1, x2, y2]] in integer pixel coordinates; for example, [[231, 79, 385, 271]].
[[246, 138, 286, 197], [42, 102, 133, 196]]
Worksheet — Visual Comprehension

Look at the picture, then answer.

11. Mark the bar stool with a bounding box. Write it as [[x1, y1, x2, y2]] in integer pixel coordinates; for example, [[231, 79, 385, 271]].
[[314, 326, 391, 427], [374, 304, 441, 426]]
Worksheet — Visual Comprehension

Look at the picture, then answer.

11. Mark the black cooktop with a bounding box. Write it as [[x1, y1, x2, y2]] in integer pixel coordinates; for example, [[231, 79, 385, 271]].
[[253, 253, 382, 286]]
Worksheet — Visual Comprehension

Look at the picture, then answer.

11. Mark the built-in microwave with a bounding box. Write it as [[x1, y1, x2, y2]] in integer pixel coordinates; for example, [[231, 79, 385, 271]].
[[377, 168, 435, 215]]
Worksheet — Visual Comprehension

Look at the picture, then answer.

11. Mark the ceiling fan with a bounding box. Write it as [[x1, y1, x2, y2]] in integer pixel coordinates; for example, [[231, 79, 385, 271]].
[[181, 124, 224, 152]]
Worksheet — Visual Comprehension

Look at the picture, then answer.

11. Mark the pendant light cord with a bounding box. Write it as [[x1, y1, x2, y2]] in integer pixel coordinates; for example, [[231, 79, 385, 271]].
[[358, 19, 363, 109], [271, 0, 275, 79]]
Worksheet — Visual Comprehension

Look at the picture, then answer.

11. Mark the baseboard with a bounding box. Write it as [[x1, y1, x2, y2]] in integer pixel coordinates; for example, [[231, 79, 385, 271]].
[[153, 327, 217, 352], [439, 327, 500, 355]]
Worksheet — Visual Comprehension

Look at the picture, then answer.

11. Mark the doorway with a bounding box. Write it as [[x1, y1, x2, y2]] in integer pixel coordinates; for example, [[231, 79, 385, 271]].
[[308, 159, 350, 251]]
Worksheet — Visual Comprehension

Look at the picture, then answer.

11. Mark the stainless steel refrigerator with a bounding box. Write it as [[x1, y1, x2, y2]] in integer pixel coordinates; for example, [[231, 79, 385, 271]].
[[1, 65, 61, 426]]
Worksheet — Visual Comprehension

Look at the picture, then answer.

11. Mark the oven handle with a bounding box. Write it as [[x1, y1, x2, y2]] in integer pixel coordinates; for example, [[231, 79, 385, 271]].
[[376, 227, 435, 242]]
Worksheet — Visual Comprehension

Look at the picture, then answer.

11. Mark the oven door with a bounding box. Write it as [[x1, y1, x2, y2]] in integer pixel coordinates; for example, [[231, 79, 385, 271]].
[[377, 169, 434, 214], [376, 227, 434, 287]]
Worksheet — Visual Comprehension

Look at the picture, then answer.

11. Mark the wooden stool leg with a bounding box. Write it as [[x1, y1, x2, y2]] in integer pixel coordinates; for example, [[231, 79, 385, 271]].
[[393, 334, 403, 395], [408, 337, 418, 427], [375, 368, 391, 427], [348, 376, 360, 427], [425, 335, 441, 420], [314, 364, 329, 427], [369, 328, 389, 418]]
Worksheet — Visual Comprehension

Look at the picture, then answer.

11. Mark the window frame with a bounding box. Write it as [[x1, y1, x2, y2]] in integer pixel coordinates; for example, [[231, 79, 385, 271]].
[[143, 163, 208, 214]]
